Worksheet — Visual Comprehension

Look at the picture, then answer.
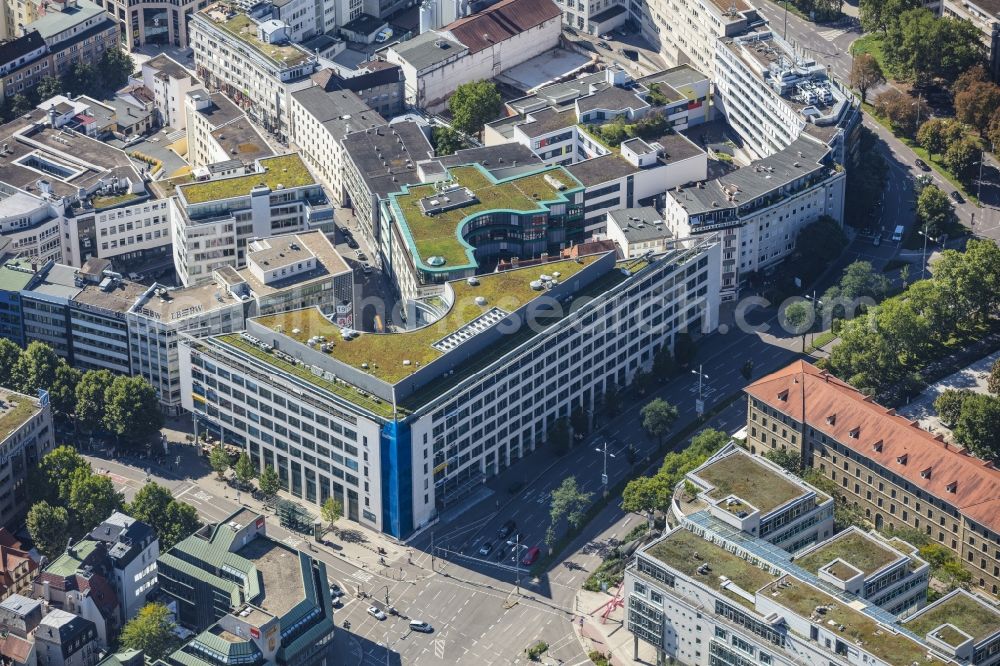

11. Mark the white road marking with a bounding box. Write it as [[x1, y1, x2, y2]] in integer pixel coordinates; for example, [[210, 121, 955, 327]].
[[352, 570, 374, 583]]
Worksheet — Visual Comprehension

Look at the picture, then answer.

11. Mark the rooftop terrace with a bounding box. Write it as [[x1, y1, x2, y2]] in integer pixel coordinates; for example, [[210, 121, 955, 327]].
[[795, 530, 900, 578], [249, 255, 599, 384], [695, 451, 805, 514], [767, 576, 937, 666], [388, 164, 582, 269], [179, 154, 315, 205], [238, 538, 302, 617], [0, 391, 40, 442], [646, 528, 777, 609], [211, 10, 311, 67], [904, 591, 1000, 644]]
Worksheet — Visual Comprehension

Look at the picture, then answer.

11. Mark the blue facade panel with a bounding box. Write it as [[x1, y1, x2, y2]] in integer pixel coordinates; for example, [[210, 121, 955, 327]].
[[380, 420, 413, 538]]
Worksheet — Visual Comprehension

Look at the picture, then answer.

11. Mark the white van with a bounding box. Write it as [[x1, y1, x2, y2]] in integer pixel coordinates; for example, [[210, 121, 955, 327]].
[[892, 225, 904, 242]]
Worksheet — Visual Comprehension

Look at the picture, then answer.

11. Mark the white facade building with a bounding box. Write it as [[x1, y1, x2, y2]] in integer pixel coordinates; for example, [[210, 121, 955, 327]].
[[662, 135, 845, 300], [180, 238, 720, 538], [140, 55, 197, 131], [190, 4, 318, 141], [184, 89, 273, 170], [0, 387, 53, 528]]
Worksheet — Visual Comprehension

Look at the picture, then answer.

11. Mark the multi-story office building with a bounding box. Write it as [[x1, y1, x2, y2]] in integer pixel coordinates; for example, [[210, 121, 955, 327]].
[[0, 387, 53, 528], [662, 134, 845, 300], [341, 121, 433, 245], [180, 238, 720, 538], [378, 162, 586, 304], [901, 589, 1000, 665], [156, 508, 335, 665], [0, 252, 34, 346], [139, 55, 197, 131], [170, 154, 331, 286], [680, 442, 835, 552], [184, 89, 273, 171], [714, 28, 857, 161], [130, 230, 351, 413], [105, 0, 199, 49], [745, 360, 1000, 598], [309, 63, 405, 117], [625, 525, 959, 666], [190, 4, 319, 141], [288, 85, 385, 204]]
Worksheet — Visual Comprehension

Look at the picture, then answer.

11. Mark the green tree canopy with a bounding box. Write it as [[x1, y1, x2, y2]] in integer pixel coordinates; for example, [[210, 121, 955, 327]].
[[30, 445, 90, 505], [621, 474, 672, 517], [764, 448, 803, 474], [12, 341, 61, 395], [448, 80, 503, 135], [955, 80, 1000, 136], [161, 501, 201, 549], [104, 375, 164, 448], [916, 184, 957, 237], [431, 126, 467, 155], [917, 118, 950, 159], [75, 369, 114, 434], [860, 0, 922, 33], [934, 388, 974, 426], [943, 136, 981, 184], [0, 339, 21, 386], [27, 502, 70, 560], [850, 53, 885, 104], [36, 76, 63, 100], [126, 482, 200, 549], [884, 9, 986, 84], [988, 358, 1000, 395], [953, 393, 1000, 459], [69, 471, 123, 535], [209, 445, 230, 479], [640, 399, 679, 446], [321, 497, 343, 529], [234, 453, 256, 488], [120, 603, 179, 662], [547, 476, 592, 547], [259, 465, 280, 499], [49, 362, 81, 423], [783, 301, 814, 351]]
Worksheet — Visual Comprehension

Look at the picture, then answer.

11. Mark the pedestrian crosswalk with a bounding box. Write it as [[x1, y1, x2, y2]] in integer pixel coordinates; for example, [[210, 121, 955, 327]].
[[817, 27, 850, 41]]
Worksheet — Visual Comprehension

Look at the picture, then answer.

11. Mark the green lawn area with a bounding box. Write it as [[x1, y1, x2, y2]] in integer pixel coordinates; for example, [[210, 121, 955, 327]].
[[904, 592, 1000, 642], [696, 453, 804, 514], [252, 255, 599, 384], [850, 34, 887, 73], [861, 102, 978, 205], [92, 192, 140, 209], [795, 530, 899, 576], [180, 155, 315, 204], [0, 396, 38, 441], [808, 330, 837, 351], [390, 164, 582, 268]]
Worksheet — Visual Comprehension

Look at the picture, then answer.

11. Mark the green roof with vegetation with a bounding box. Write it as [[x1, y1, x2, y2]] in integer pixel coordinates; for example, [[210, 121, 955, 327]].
[[695, 452, 805, 514], [646, 529, 777, 609], [388, 164, 583, 269], [45, 540, 99, 577], [904, 592, 1000, 643], [179, 155, 315, 204], [0, 393, 39, 442], [217, 12, 311, 66], [250, 255, 600, 384], [795, 530, 901, 577], [769, 576, 939, 666], [0, 260, 34, 294], [92, 192, 140, 209]]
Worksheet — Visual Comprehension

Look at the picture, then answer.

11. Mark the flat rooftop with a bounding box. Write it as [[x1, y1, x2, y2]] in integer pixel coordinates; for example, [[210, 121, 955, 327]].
[[565, 153, 637, 187], [240, 231, 349, 296], [695, 451, 807, 514], [341, 121, 434, 199], [0, 390, 40, 442], [237, 538, 302, 617], [204, 8, 312, 67], [210, 119, 272, 165], [248, 254, 600, 383], [26, 263, 81, 301], [73, 278, 149, 314], [766, 576, 938, 666], [794, 530, 901, 578], [0, 257, 36, 292], [133, 281, 241, 321], [179, 154, 315, 205], [645, 528, 776, 609], [904, 591, 1000, 644], [388, 164, 583, 268]]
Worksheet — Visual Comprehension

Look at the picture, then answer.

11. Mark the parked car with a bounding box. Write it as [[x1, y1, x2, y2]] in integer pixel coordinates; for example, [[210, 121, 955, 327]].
[[597, 40, 610, 50], [915, 158, 930, 171], [362, 262, 373, 274], [494, 545, 508, 562], [478, 541, 494, 556], [368, 606, 387, 620], [521, 546, 540, 566], [329, 584, 342, 597], [506, 532, 523, 547], [375, 28, 393, 43], [498, 519, 516, 540], [409, 620, 433, 633], [346, 236, 359, 249], [950, 190, 965, 204], [872, 233, 881, 247]]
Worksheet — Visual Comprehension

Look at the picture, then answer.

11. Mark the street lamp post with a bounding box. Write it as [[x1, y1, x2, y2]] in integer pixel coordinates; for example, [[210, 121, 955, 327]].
[[691, 365, 708, 416], [919, 228, 939, 279], [804, 292, 824, 347], [595, 442, 616, 497], [979, 142, 993, 207]]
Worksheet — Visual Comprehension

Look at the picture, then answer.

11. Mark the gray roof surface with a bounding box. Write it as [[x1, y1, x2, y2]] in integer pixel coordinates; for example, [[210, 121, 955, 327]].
[[145, 54, 192, 81], [517, 107, 577, 138], [432, 143, 541, 170], [576, 85, 649, 114], [291, 86, 385, 140], [342, 121, 433, 197], [638, 64, 708, 91], [608, 207, 671, 241], [649, 131, 704, 163], [565, 153, 637, 187], [24, 263, 81, 301], [29, 0, 105, 39], [389, 31, 466, 71], [671, 136, 831, 215], [73, 278, 149, 313], [507, 69, 609, 113]]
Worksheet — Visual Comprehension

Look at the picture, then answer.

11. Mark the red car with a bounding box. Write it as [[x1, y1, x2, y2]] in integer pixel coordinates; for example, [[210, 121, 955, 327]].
[[521, 546, 540, 566]]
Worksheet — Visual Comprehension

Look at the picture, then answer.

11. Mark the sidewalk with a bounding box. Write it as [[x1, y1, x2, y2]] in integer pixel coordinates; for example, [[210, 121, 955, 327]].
[[573, 589, 658, 666]]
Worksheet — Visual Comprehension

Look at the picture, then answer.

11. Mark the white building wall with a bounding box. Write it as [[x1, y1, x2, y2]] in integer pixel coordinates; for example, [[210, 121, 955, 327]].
[[95, 199, 172, 261]]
